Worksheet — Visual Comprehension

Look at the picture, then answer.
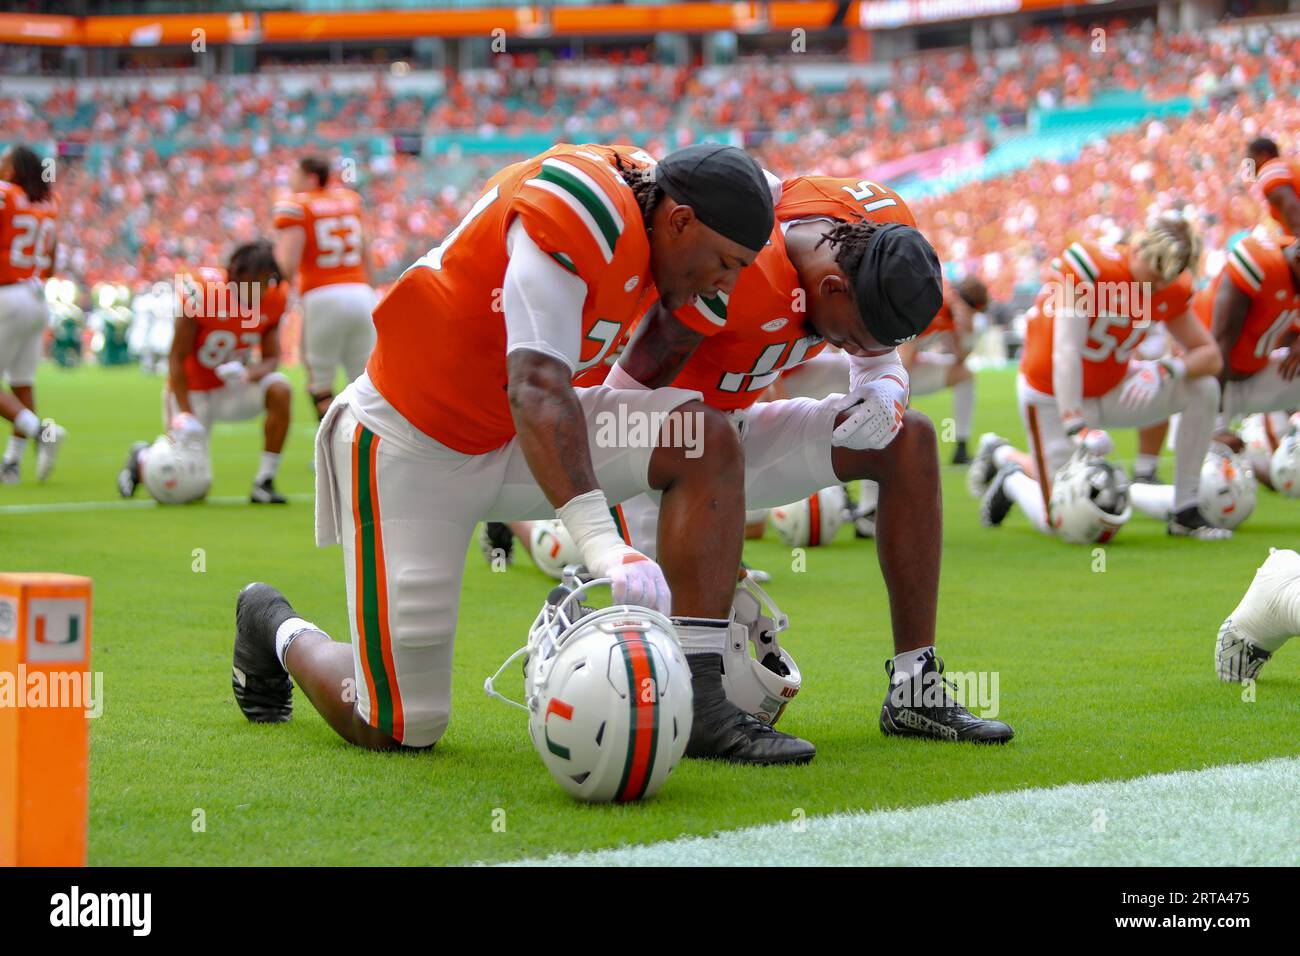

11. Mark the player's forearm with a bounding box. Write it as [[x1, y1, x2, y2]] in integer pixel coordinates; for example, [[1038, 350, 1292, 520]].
[[616, 300, 703, 389], [1181, 342, 1222, 380], [507, 351, 600, 507], [848, 349, 908, 405], [1051, 312, 1087, 426]]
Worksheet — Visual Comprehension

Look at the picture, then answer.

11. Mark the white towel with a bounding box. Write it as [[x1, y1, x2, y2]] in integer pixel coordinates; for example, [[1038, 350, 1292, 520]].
[[314, 397, 349, 547]]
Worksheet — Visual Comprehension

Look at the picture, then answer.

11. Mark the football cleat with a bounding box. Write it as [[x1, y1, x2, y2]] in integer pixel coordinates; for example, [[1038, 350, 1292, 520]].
[[1167, 505, 1232, 540], [951, 439, 971, 466], [1130, 469, 1163, 485], [117, 441, 148, 498], [966, 432, 1008, 497], [479, 521, 515, 567], [880, 650, 1014, 744], [250, 477, 287, 504], [685, 653, 815, 765], [232, 582, 296, 723], [980, 461, 1021, 527], [0, 459, 18, 485], [1215, 548, 1300, 682], [35, 420, 65, 483]]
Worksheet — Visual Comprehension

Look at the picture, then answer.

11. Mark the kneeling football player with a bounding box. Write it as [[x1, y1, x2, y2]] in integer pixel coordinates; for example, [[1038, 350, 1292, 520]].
[[137, 240, 293, 504], [600, 174, 1014, 743], [229, 143, 818, 765]]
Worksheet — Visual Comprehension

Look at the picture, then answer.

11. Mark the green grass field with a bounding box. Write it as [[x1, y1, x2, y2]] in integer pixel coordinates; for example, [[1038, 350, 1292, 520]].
[[2, 362, 1297, 865]]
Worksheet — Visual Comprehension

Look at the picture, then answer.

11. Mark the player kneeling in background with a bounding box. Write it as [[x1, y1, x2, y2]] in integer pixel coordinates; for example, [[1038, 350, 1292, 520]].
[[1217, 548, 1300, 682], [971, 212, 1229, 540], [898, 275, 986, 465], [127, 240, 292, 504]]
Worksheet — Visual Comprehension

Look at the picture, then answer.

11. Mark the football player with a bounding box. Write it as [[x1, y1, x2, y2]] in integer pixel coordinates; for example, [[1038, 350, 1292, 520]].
[[973, 212, 1229, 539], [0, 145, 64, 484], [142, 240, 293, 504], [273, 155, 378, 419], [899, 275, 986, 464], [229, 143, 818, 765], [1247, 138, 1300, 239], [597, 175, 1014, 743]]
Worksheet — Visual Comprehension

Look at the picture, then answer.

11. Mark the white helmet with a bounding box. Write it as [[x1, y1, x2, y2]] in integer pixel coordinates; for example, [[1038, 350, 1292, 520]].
[[142, 434, 211, 505], [527, 519, 582, 580], [724, 573, 801, 725], [770, 486, 849, 547], [1048, 450, 1132, 544], [1199, 443, 1257, 528], [1270, 426, 1300, 497], [484, 575, 692, 803]]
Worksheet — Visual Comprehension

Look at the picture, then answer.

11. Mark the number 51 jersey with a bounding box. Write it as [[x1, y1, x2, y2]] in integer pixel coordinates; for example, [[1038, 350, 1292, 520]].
[[367, 144, 655, 455], [666, 175, 916, 411]]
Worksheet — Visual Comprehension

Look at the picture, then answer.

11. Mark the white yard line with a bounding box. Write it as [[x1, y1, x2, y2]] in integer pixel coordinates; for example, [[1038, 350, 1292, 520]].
[[505, 757, 1300, 866], [0, 493, 314, 514]]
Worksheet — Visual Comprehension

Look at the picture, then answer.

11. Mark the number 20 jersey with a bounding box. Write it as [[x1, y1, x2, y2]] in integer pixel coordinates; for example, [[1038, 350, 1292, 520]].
[[666, 176, 916, 412], [367, 144, 655, 455], [1020, 241, 1193, 398]]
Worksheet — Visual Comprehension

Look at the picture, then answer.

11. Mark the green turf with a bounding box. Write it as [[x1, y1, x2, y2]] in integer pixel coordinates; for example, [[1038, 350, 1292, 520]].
[[2, 363, 1297, 865]]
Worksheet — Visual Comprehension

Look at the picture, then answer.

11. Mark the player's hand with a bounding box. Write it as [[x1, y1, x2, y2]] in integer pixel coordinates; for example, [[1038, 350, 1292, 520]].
[[169, 412, 206, 442], [1071, 426, 1114, 458], [832, 383, 905, 451], [590, 547, 671, 614], [1280, 345, 1300, 382], [216, 361, 249, 384], [1119, 360, 1169, 409]]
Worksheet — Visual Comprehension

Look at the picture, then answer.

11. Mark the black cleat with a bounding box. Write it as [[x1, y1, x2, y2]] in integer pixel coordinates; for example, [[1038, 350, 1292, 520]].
[[1168, 504, 1232, 540], [251, 477, 287, 504], [1130, 470, 1162, 485], [232, 582, 296, 723], [118, 441, 148, 498], [980, 461, 1021, 527], [684, 653, 816, 765], [951, 439, 971, 465], [479, 521, 515, 566], [880, 650, 1014, 744]]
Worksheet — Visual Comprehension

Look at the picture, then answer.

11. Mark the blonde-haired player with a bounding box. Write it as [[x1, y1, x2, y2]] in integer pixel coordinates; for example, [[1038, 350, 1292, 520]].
[[971, 212, 1230, 539]]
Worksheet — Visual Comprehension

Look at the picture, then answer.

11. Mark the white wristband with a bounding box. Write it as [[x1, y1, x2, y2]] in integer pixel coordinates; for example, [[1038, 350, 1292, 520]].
[[1162, 357, 1187, 380], [557, 488, 627, 570], [603, 362, 651, 391]]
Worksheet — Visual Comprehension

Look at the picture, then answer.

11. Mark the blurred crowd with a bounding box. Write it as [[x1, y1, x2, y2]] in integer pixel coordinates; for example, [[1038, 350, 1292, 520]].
[[2, 20, 1297, 310]]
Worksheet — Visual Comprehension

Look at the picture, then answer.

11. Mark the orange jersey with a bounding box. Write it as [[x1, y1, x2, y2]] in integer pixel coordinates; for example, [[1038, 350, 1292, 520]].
[[918, 282, 958, 341], [1193, 236, 1300, 376], [0, 180, 57, 284], [1020, 241, 1194, 398], [664, 176, 915, 411], [367, 143, 657, 454], [272, 187, 369, 293], [178, 268, 287, 392], [1255, 157, 1300, 230]]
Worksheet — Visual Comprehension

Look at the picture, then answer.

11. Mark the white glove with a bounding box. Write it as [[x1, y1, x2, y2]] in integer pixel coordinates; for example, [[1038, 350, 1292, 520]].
[[215, 360, 249, 384], [169, 412, 206, 442], [590, 546, 672, 615], [831, 383, 905, 451], [1119, 360, 1169, 410], [1070, 425, 1114, 457]]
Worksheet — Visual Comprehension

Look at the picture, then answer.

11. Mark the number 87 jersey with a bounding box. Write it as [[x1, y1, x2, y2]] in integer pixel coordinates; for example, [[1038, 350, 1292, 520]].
[[1020, 240, 1194, 398]]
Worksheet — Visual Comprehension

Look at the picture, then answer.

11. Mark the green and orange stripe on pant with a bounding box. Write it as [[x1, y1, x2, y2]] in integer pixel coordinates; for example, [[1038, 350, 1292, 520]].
[[351, 423, 405, 742]]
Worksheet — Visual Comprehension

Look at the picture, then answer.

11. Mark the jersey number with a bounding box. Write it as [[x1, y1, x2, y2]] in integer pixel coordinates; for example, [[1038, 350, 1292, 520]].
[[718, 336, 817, 393], [1257, 310, 1300, 358], [1080, 314, 1147, 364], [9, 214, 55, 273], [197, 330, 261, 369], [841, 180, 899, 215], [575, 320, 621, 374], [314, 215, 363, 270]]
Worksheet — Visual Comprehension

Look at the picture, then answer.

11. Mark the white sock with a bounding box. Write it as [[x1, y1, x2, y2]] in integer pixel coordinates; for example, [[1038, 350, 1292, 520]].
[[951, 377, 974, 441], [4, 434, 30, 462], [1134, 453, 1159, 477], [890, 645, 935, 684], [672, 618, 730, 656], [274, 616, 321, 672], [255, 452, 281, 484], [14, 408, 39, 439], [992, 444, 1016, 469], [1004, 470, 1051, 534], [1129, 482, 1175, 520]]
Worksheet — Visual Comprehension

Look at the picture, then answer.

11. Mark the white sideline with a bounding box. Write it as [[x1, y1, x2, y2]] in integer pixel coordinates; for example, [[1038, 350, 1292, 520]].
[[503, 756, 1300, 866], [0, 493, 314, 514]]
